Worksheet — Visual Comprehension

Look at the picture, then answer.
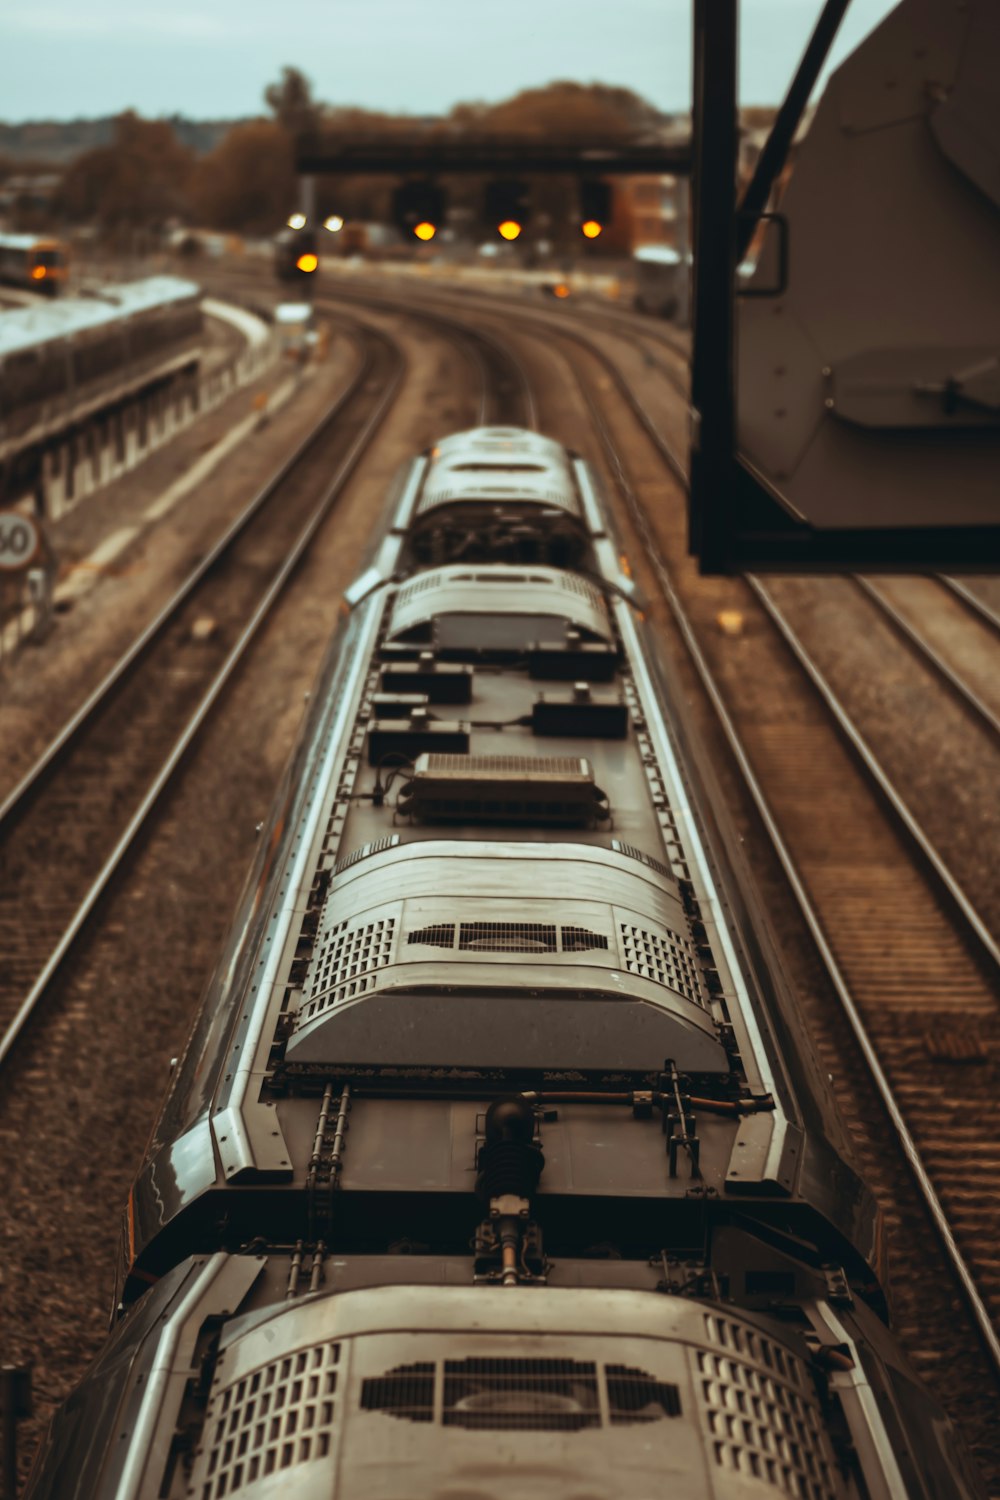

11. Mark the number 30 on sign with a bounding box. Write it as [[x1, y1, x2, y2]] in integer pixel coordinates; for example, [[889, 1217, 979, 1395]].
[[0, 513, 40, 572]]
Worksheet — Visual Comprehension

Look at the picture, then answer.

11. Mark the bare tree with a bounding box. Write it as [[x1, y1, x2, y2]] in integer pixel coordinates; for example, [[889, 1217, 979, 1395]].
[[264, 67, 319, 138]]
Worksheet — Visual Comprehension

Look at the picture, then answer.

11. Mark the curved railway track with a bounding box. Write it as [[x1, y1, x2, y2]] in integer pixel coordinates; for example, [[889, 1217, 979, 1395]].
[[0, 322, 406, 1068], [396, 296, 537, 430]]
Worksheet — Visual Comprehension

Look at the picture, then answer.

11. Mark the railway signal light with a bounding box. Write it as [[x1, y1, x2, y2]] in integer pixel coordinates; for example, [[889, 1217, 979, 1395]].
[[287, 228, 319, 277], [485, 180, 530, 241], [393, 180, 446, 240], [578, 180, 612, 239]]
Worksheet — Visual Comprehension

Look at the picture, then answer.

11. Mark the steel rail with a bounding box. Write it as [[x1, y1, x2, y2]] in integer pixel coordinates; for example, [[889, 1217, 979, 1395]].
[[0, 336, 407, 1069], [469, 331, 491, 427], [938, 576, 1000, 637], [853, 575, 1000, 742], [468, 318, 538, 431], [562, 302, 690, 397], [466, 275, 999, 660], [747, 574, 1000, 973], [0, 323, 375, 834]]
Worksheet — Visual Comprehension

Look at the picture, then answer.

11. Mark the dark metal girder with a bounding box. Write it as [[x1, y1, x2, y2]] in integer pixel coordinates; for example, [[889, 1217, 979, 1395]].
[[687, 0, 738, 571], [736, 0, 852, 262], [296, 136, 691, 177], [715, 460, 1000, 572]]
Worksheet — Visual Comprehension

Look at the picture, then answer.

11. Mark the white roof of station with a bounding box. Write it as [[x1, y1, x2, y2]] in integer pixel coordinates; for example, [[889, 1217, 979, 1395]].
[[0, 276, 200, 360]]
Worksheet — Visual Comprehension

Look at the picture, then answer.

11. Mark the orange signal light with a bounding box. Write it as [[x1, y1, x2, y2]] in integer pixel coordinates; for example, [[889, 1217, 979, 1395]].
[[581, 220, 603, 240], [498, 220, 522, 242], [553, 283, 570, 299], [296, 253, 319, 273], [413, 221, 437, 242], [31, 265, 47, 280]]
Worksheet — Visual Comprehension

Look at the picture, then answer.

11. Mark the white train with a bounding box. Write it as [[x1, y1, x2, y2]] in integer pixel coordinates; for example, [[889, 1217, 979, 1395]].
[[26, 427, 986, 1500]]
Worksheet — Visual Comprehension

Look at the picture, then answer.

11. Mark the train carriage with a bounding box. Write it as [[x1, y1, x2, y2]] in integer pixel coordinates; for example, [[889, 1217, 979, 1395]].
[[0, 232, 69, 295], [0, 276, 203, 467], [26, 428, 985, 1500], [632, 244, 683, 318]]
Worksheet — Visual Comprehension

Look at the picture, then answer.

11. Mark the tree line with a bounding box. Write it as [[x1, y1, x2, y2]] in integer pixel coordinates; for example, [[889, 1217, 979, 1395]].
[[33, 68, 681, 252]]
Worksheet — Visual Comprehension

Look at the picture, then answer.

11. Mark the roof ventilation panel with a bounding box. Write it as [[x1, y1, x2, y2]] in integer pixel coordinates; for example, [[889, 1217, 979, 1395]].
[[396, 754, 610, 825]]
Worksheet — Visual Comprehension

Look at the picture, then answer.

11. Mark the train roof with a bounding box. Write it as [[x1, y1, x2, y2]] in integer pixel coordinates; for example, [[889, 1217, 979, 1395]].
[[387, 563, 610, 647], [633, 244, 682, 266], [420, 426, 580, 520], [0, 275, 200, 359], [0, 231, 64, 251], [432, 427, 567, 464]]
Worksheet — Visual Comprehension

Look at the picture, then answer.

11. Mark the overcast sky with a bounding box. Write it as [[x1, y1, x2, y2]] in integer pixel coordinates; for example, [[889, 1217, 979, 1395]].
[[1, 1, 899, 122]]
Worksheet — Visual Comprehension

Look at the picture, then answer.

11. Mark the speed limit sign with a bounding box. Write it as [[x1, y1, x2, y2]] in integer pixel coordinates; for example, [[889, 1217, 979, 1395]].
[[0, 512, 40, 571]]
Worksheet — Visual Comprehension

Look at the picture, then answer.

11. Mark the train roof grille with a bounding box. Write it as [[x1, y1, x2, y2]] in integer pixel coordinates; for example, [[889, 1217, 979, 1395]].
[[611, 838, 675, 881], [192, 1337, 342, 1500], [334, 835, 400, 876], [360, 1355, 681, 1430], [699, 1312, 842, 1500], [405, 921, 610, 954]]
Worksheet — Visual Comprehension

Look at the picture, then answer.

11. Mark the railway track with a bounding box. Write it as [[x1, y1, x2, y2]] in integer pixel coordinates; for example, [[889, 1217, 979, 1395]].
[[196, 264, 537, 433], [746, 575, 1000, 948], [393, 296, 537, 430], [851, 570, 1000, 741], [381, 267, 1000, 645], [0, 322, 405, 1068]]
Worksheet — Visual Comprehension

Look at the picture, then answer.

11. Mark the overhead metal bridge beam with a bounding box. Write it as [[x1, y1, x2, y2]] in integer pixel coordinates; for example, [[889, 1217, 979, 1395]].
[[296, 138, 692, 177]]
